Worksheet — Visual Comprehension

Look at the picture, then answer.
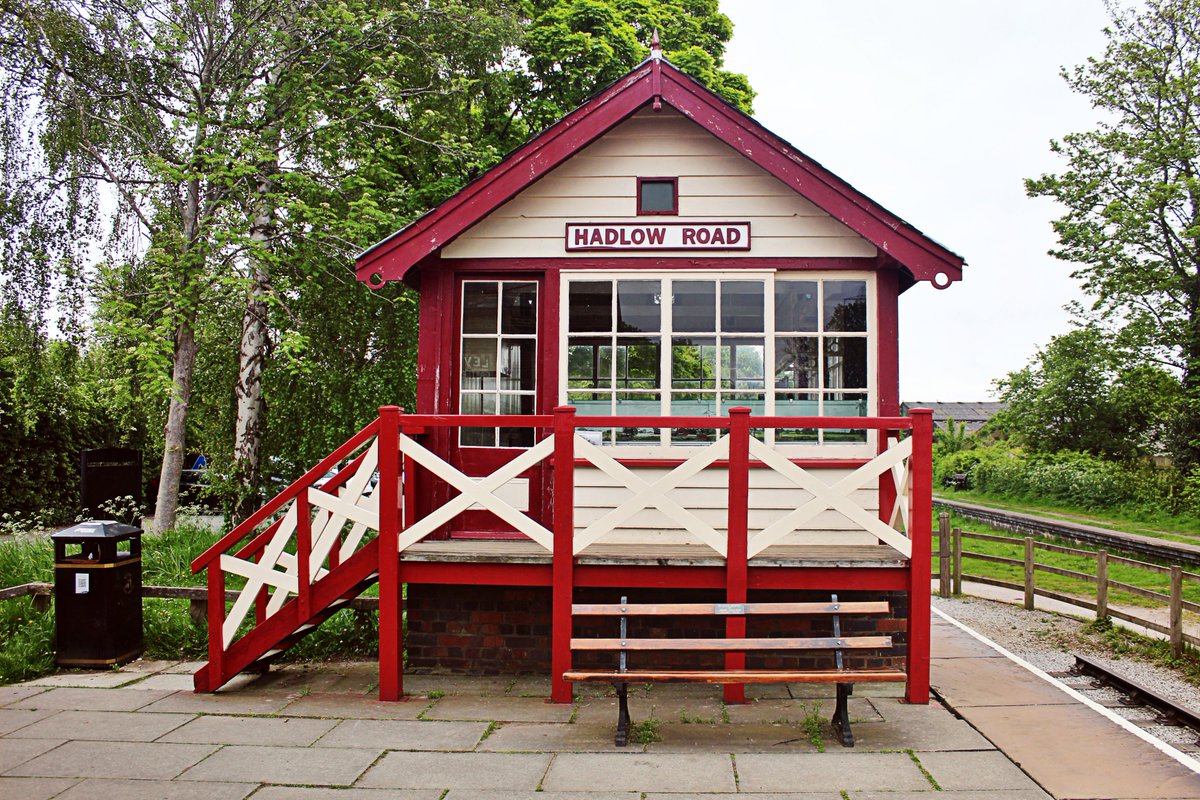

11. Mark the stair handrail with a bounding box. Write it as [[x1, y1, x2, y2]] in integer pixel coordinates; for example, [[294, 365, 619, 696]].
[[191, 416, 383, 573]]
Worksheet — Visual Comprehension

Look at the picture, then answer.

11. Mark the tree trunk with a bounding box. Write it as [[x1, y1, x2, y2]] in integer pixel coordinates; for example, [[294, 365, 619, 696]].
[[233, 256, 270, 519], [154, 318, 198, 531]]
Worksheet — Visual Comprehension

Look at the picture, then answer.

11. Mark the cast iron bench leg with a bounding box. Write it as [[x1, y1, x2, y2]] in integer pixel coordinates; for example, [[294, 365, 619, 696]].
[[615, 682, 630, 747], [831, 683, 855, 747]]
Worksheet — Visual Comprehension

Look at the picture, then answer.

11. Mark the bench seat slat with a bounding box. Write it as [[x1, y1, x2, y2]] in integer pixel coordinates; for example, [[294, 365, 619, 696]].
[[572, 601, 891, 616], [564, 668, 906, 684], [571, 636, 892, 651]]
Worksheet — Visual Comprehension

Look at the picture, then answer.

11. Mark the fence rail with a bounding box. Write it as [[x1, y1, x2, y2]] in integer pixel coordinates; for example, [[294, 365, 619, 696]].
[[934, 513, 1200, 656]]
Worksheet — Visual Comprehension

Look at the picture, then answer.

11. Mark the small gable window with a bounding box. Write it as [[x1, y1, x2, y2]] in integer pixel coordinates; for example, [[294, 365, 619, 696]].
[[637, 177, 677, 215]]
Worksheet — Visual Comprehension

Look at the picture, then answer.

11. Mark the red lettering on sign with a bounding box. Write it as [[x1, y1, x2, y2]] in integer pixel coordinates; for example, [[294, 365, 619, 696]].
[[631, 228, 645, 245], [696, 228, 711, 244], [711, 227, 726, 245], [605, 229, 619, 245], [590, 229, 603, 246], [726, 227, 740, 245], [681, 228, 696, 245], [573, 228, 589, 246], [648, 227, 665, 245]]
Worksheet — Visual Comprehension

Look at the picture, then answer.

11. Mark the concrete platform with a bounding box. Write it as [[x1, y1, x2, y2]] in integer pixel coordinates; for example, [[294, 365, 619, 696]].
[[0, 612, 1197, 798]]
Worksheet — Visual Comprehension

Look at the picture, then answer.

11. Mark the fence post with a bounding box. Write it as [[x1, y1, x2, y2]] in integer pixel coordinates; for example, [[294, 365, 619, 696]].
[[296, 488, 312, 622], [938, 512, 951, 598], [377, 405, 403, 701], [551, 406, 577, 704], [724, 407, 752, 706], [951, 527, 962, 596], [1023, 538, 1035, 611], [1096, 550, 1108, 621], [1170, 565, 1184, 659]]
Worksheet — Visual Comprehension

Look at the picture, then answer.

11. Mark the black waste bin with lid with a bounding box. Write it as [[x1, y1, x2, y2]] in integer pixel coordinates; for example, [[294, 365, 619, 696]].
[[52, 520, 144, 667]]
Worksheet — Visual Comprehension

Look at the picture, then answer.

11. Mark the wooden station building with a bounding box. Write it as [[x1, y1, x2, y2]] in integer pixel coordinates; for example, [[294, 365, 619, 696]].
[[192, 45, 965, 708]]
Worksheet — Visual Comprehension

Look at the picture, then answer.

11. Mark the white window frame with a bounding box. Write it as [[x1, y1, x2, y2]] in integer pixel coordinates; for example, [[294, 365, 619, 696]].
[[559, 270, 876, 457], [459, 279, 539, 448]]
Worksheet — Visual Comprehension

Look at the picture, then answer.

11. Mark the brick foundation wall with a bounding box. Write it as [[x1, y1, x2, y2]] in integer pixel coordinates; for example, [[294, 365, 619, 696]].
[[405, 584, 908, 674]]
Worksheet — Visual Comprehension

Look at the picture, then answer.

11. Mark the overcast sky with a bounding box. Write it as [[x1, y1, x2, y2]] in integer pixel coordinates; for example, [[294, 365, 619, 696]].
[[721, 1, 1114, 401]]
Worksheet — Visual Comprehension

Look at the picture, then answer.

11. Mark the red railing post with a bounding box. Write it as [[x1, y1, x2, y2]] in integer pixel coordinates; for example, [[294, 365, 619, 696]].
[[878, 426, 897, 526], [296, 488, 312, 622], [204, 564, 225, 691], [907, 408, 934, 704], [724, 407, 751, 705], [377, 405, 403, 701], [551, 406, 576, 703]]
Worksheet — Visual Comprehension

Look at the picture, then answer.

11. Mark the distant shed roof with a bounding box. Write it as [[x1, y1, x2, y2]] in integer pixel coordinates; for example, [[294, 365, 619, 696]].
[[901, 402, 1006, 433]]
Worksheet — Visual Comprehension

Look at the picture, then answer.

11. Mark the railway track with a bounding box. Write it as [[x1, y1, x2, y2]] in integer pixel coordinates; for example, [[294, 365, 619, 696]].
[[933, 497, 1200, 567], [1048, 654, 1200, 754]]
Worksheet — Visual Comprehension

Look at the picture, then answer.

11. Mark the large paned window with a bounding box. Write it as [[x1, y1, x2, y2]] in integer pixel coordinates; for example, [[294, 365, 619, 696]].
[[563, 274, 870, 447], [460, 280, 537, 447]]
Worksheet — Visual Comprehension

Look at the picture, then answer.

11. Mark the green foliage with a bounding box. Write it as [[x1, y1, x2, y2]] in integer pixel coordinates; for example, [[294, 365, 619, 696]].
[[0, 598, 55, 685], [1026, 0, 1200, 469], [629, 715, 663, 744]]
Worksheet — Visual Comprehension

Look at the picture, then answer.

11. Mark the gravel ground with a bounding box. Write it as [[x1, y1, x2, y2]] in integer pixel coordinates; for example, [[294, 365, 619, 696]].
[[932, 594, 1200, 751]]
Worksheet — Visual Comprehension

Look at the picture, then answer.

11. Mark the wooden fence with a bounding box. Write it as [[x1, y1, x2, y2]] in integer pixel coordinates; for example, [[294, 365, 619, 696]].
[[933, 513, 1200, 657]]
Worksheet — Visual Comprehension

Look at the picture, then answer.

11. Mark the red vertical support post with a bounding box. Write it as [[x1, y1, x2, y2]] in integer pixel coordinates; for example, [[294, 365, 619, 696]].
[[377, 406, 403, 701], [296, 488, 312, 622], [551, 406, 576, 703], [724, 407, 751, 705], [204, 564, 225, 692], [906, 408, 934, 704]]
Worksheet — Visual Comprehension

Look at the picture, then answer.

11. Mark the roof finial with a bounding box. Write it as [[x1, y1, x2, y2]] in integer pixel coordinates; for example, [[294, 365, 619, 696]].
[[650, 29, 663, 60]]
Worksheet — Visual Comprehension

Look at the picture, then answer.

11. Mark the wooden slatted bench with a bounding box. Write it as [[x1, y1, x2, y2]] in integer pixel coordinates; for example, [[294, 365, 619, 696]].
[[564, 595, 905, 747]]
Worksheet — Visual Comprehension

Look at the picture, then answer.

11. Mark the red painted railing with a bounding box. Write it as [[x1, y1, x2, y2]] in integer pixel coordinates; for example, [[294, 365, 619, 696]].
[[191, 406, 933, 704]]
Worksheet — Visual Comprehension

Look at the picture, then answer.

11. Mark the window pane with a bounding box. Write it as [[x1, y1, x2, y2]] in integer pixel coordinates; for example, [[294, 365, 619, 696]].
[[774, 337, 818, 389], [672, 281, 716, 332], [500, 338, 536, 391], [501, 282, 537, 334], [498, 395, 535, 447], [824, 281, 867, 332], [721, 281, 764, 332], [639, 180, 675, 212], [722, 340, 764, 390], [461, 339, 497, 389], [775, 281, 817, 332], [824, 392, 868, 443], [568, 281, 612, 332], [824, 337, 867, 389], [615, 392, 661, 444], [460, 393, 496, 447], [672, 337, 716, 389], [616, 337, 660, 389], [617, 280, 661, 333], [671, 392, 718, 443], [567, 338, 612, 389], [775, 392, 818, 442], [462, 283, 498, 334], [568, 391, 612, 416]]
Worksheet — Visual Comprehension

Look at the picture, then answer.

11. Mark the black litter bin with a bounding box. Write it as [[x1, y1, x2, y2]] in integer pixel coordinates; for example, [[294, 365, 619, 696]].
[[52, 520, 144, 667]]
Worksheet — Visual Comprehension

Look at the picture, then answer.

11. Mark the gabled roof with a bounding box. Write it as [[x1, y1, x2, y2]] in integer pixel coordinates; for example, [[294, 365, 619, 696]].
[[356, 55, 965, 287]]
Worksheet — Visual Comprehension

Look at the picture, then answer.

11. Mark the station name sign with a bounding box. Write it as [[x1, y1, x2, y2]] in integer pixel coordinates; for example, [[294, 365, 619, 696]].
[[566, 222, 751, 252]]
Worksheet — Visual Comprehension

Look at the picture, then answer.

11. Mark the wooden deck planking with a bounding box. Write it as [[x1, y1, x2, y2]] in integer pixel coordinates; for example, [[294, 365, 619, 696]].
[[400, 539, 907, 568]]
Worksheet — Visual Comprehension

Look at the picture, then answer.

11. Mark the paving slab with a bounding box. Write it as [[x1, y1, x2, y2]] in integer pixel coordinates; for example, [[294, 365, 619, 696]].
[[5, 740, 217, 780], [358, 751, 552, 790], [119, 658, 181, 674], [129, 672, 198, 692], [851, 698, 995, 752], [735, 752, 931, 792], [643, 722, 823, 753], [160, 714, 339, 746], [53, 777, 255, 800], [853, 792, 1053, 800], [931, 655, 1077, 708], [931, 622, 1007, 660], [0, 776, 81, 800], [26, 671, 145, 689], [403, 674, 514, 696], [252, 788, 442, 800], [446, 792, 639, 800], [645, 794, 842, 800], [504, 675, 552, 696], [0, 738, 64, 773], [542, 753, 736, 793], [5, 710, 194, 742], [0, 686, 47, 707], [476, 722, 636, 752], [917, 750, 1045, 791], [423, 695, 573, 723], [251, 665, 378, 695], [954, 703, 1200, 799], [139, 689, 293, 715], [164, 661, 208, 674], [280, 693, 429, 719], [10, 687, 171, 712], [315, 719, 488, 750], [0, 708, 58, 735], [723, 696, 882, 725], [574, 693, 724, 727], [179, 744, 381, 786]]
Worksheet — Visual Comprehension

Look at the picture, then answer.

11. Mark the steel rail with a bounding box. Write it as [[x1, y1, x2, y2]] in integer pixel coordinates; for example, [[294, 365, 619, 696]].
[[1072, 653, 1200, 735]]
